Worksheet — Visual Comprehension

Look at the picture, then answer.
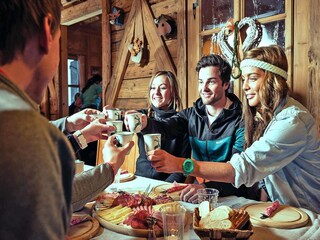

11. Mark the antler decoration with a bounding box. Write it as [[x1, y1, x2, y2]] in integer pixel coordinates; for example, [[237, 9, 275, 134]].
[[217, 17, 263, 79]]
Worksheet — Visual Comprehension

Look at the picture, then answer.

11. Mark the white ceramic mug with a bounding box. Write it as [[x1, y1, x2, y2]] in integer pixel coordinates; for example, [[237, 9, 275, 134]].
[[107, 109, 122, 120], [115, 131, 134, 155], [106, 120, 123, 133], [126, 112, 142, 133], [143, 133, 161, 151]]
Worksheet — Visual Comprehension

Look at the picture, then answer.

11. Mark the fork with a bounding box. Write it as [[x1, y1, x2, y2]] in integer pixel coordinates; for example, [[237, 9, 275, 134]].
[[143, 184, 151, 197], [146, 216, 157, 240]]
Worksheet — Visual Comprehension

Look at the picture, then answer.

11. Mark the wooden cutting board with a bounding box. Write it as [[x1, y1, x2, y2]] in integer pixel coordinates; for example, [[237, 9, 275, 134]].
[[243, 203, 309, 229], [66, 216, 100, 240], [119, 172, 135, 183], [152, 183, 187, 201]]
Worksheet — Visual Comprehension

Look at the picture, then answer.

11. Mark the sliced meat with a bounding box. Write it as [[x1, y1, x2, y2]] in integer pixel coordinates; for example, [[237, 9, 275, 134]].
[[166, 185, 187, 193]]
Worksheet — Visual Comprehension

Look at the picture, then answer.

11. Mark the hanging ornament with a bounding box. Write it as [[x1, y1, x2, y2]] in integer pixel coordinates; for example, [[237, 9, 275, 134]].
[[217, 17, 263, 79]]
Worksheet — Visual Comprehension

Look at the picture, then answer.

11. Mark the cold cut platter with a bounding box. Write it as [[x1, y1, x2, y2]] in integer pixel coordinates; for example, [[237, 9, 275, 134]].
[[93, 191, 180, 237]]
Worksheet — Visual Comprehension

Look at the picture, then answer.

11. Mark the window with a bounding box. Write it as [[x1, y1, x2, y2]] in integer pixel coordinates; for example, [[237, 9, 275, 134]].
[[200, 0, 287, 54], [68, 59, 80, 106]]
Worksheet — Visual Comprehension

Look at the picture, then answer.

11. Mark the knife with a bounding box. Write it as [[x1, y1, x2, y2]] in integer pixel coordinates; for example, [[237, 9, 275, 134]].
[[143, 184, 151, 197]]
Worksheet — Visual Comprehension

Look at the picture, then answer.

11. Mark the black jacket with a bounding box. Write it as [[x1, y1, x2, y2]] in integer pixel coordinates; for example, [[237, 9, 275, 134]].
[[135, 105, 191, 182]]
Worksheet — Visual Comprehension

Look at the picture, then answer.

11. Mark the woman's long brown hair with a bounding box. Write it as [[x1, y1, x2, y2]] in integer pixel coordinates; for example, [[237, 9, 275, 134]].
[[242, 45, 290, 148]]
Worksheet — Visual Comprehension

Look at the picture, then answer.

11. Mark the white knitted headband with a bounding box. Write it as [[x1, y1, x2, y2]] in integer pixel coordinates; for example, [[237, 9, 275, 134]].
[[240, 59, 288, 80]]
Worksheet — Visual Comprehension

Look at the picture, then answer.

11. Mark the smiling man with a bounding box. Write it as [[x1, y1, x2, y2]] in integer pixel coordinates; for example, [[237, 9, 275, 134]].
[[141, 55, 257, 202]]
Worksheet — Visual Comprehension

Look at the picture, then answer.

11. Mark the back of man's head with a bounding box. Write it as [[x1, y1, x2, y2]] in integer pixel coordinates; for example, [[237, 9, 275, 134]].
[[195, 54, 231, 84], [0, 0, 61, 65]]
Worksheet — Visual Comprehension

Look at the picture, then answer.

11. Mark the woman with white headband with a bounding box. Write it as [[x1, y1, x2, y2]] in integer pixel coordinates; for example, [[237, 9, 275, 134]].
[[236, 45, 320, 213], [146, 45, 320, 213]]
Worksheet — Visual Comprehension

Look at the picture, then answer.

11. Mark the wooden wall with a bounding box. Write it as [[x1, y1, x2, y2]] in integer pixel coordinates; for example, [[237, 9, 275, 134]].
[[106, 0, 184, 110], [308, 0, 320, 132], [48, 0, 320, 128], [68, 28, 102, 81]]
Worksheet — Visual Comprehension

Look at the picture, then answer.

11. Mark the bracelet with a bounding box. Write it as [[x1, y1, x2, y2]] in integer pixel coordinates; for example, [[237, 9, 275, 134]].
[[73, 130, 88, 149]]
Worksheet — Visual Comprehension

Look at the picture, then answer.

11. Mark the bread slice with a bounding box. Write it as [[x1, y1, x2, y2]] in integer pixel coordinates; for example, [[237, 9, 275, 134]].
[[199, 205, 238, 229], [198, 201, 210, 218], [199, 218, 234, 229], [205, 206, 235, 221]]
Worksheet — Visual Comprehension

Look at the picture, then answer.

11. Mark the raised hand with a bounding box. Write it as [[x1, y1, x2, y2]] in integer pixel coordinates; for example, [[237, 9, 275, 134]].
[[66, 108, 106, 132], [102, 135, 134, 172], [81, 118, 116, 143], [146, 149, 181, 173]]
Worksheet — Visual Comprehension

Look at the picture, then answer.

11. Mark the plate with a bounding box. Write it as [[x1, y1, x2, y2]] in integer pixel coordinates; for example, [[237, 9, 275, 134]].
[[242, 203, 309, 228], [93, 211, 162, 237], [66, 216, 100, 240], [152, 183, 186, 201], [119, 172, 135, 183]]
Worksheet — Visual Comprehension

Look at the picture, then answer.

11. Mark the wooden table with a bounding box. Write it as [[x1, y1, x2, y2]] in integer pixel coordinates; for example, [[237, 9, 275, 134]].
[[88, 175, 320, 240]]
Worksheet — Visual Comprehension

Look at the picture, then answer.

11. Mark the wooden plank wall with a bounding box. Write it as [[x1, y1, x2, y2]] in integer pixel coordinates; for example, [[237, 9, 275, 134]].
[[308, 0, 320, 131], [109, 0, 181, 110]]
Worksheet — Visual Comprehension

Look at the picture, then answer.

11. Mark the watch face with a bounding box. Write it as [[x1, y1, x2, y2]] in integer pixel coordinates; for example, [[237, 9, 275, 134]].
[[184, 159, 194, 174], [185, 161, 193, 171]]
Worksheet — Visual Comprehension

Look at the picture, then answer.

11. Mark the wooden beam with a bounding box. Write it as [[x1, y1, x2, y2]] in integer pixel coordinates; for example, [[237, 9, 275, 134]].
[[187, 0, 200, 107], [177, 0, 187, 108], [61, 0, 102, 26], [309, 0, 320, 131], [293, 0, 308, 107], [105, 0, 137, 106], [141, 0, 176, 74], [101, 0, 111, 107], [60, 26, 69, 117]]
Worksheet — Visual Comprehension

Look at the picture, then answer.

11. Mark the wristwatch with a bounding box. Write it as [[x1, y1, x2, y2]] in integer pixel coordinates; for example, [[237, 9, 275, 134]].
[[74, 130, 88, 149], [182, 158, 194, 176]]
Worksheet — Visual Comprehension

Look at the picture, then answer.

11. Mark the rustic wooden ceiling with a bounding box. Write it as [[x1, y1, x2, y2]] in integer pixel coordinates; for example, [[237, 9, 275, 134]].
[[61, 0, 102, 26], [61, 0, 101, 35]]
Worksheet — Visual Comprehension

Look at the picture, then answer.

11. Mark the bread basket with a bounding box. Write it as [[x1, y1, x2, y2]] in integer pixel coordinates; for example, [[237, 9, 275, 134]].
[[193, 207, 254, 239]]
